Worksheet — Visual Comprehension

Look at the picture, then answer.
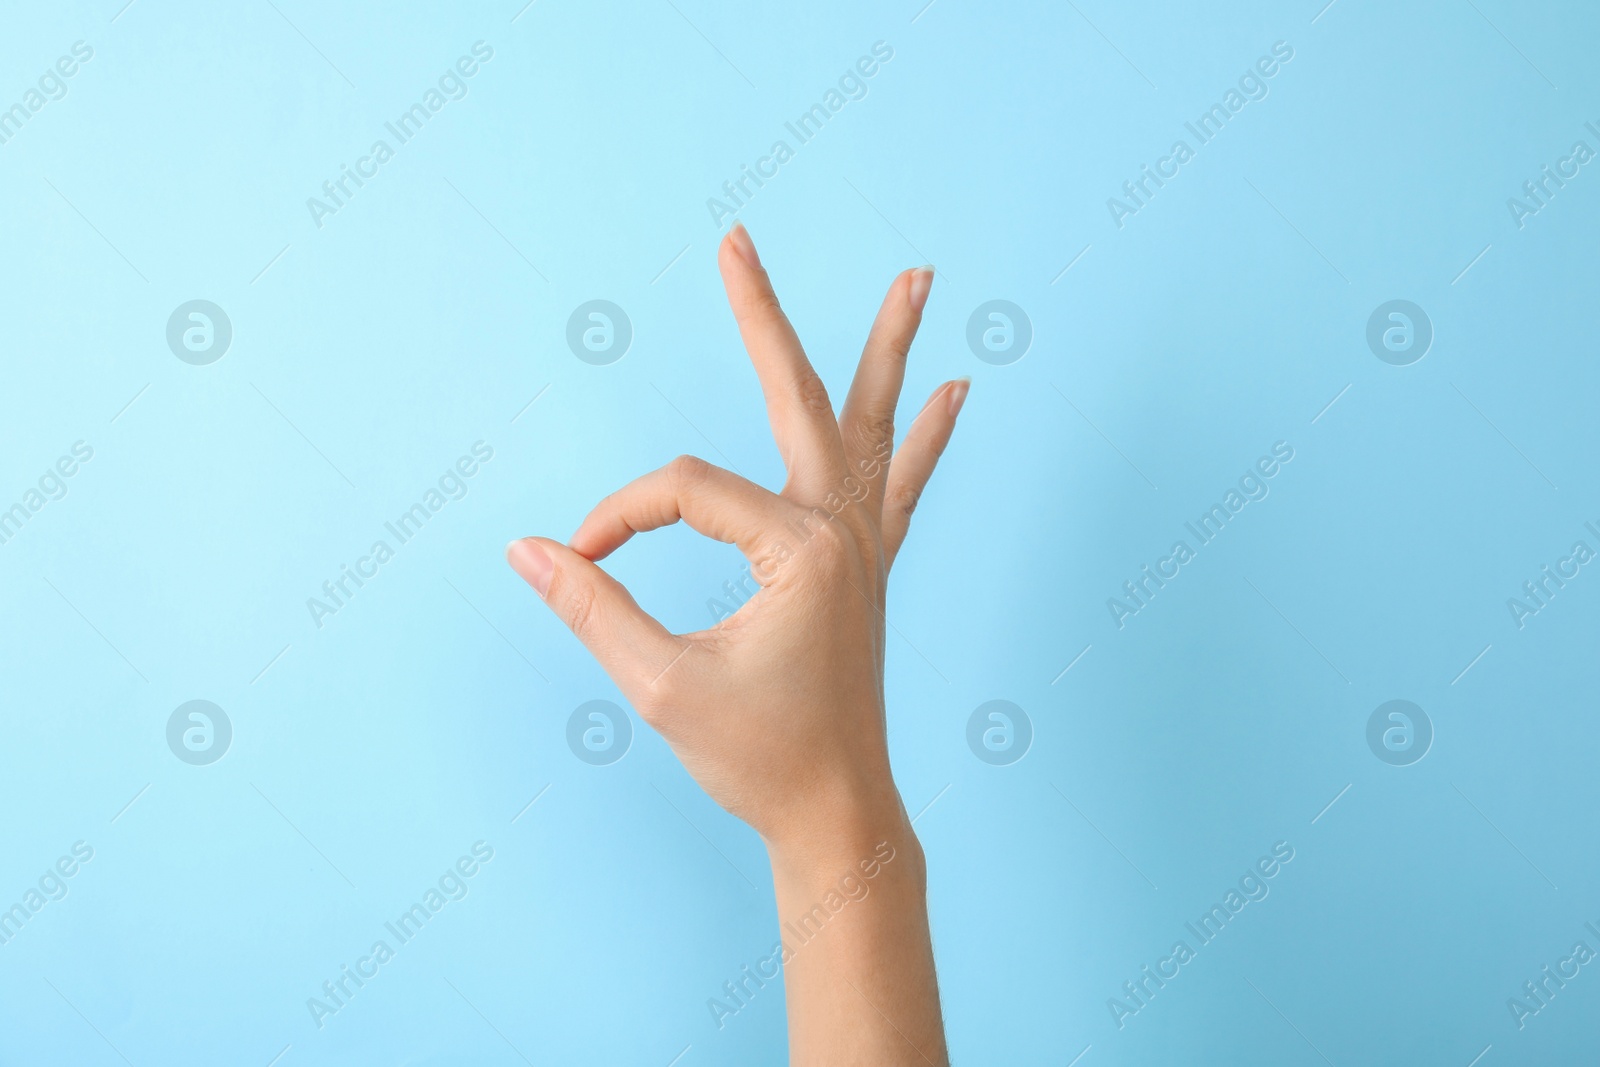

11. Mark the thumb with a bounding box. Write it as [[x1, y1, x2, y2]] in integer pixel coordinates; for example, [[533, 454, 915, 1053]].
[[506, 537, 680, 688]]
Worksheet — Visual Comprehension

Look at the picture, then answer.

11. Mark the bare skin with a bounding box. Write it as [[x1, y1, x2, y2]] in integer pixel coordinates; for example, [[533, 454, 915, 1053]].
[[507, 221, 964, 1065]]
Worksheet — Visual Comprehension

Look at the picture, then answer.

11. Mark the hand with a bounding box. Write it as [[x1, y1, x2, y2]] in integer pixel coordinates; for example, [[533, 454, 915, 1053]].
[[506, 222, 967, 855], [508, 221, 960, 1065]]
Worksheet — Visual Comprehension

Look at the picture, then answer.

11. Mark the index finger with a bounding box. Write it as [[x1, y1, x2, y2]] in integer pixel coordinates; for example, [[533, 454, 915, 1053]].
[[568, 455, 780, 563]]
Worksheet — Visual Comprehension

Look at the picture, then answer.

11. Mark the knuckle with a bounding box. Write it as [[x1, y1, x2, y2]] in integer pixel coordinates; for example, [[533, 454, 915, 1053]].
[[794, 373, 834, 419], [637, 648, 694, 723], [559, 579, 602, 643], [667, 454, 711, 490], [633, 690, 671, 727], [876, 331, 915, 369], [886, 481, 923, 522], [751, 289, 785, 320], [851, 412, 896, 464]]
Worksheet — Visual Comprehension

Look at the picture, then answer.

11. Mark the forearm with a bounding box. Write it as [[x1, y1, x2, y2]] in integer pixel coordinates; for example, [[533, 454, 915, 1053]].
[[767, 799, 947, 1066], [513, 225, 962, 1065]]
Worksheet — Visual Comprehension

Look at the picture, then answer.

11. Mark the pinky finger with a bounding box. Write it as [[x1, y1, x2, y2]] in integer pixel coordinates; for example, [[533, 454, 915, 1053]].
[[882, 378, 969, 571]]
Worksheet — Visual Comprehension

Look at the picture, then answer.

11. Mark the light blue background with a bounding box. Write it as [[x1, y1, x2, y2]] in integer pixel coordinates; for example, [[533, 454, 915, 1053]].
[[2, 0, 1598, 1064]]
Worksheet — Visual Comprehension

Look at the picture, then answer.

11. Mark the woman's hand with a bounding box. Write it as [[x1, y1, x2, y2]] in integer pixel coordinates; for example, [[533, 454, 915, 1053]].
[[508, 221, 961, 1065], [506, 222, 965, 852]]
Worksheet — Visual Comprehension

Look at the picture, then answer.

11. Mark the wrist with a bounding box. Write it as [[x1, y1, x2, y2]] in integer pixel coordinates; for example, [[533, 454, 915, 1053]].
[[765, 784, 925, 889]]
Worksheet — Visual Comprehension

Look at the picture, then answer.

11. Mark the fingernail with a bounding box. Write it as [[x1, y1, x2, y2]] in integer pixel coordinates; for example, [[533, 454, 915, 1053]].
[[908, 266, 935, 313], [728, 222, 761, 269], [947, 377, 971, 417], [506, 538, 553, 598]]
